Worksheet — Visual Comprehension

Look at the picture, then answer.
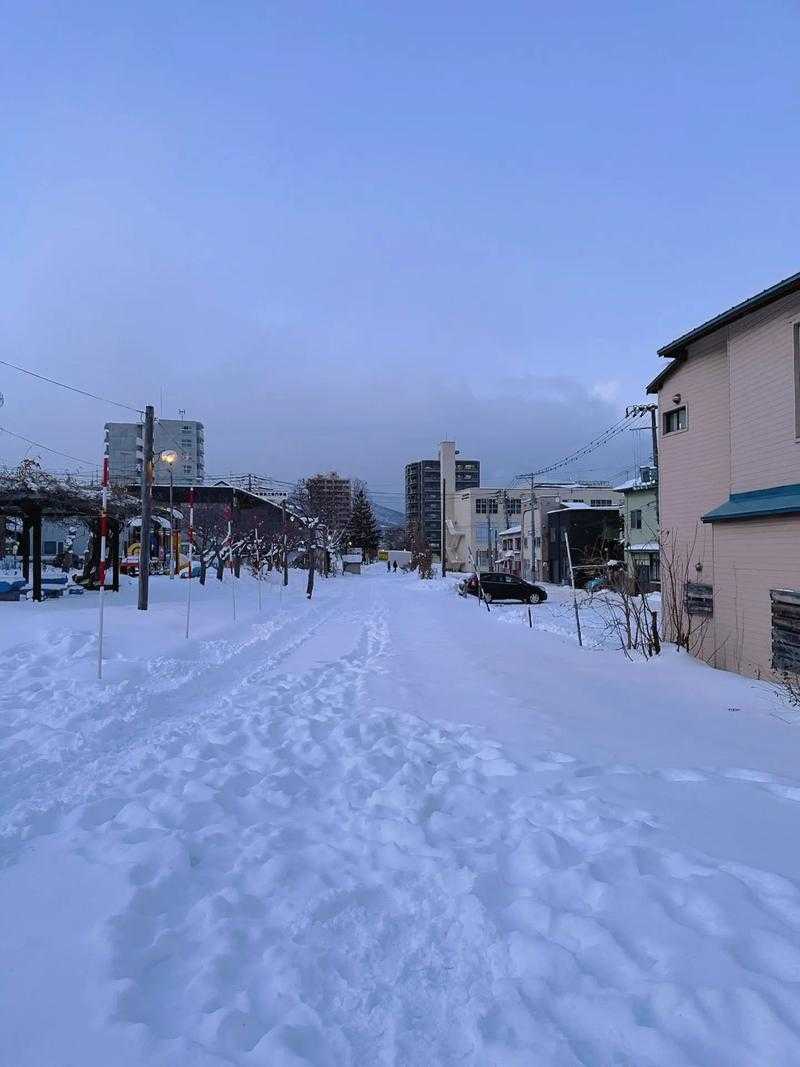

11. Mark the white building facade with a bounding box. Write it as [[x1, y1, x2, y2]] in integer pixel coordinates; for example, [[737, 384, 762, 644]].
[[446, 487, 527, 571], [105, 419, 205, 487]]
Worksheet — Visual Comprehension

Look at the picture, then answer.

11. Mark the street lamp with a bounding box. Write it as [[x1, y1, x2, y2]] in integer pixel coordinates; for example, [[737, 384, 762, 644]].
[[160, 450, 178, 578]]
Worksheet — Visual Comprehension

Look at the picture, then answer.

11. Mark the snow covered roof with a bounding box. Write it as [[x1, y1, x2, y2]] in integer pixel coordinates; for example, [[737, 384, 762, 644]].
[[613, 477, 658, 492], [130, 515, 172, 530], [500, 525, 521, 536], [629, 541, 660, 553]]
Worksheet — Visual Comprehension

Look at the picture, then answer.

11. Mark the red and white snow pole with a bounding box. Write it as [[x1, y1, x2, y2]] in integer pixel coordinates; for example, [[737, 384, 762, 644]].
[[256, 530, 262, 613], [185, 485, 194, 639], [226, 507, 237, 622], [97, 454, 110, 679]]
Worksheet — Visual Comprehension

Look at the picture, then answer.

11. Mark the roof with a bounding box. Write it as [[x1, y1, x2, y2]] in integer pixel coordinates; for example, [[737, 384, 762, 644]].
[[702, 483, 800, 524], [145, 482, 287, 514], [613, 477, 658, 492], [648, 270, 800, 394], [658, 270, 800, 360], [628, 541, 660, 553], [0, 463, 139, 521], [500, 525, 521, 536]]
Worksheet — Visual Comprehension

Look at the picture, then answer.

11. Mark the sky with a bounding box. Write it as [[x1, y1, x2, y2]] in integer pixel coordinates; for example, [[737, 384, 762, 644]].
[[1, 1, 798, 510]]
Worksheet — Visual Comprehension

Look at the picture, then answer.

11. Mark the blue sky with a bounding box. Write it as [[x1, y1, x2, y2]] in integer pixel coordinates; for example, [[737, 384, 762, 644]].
[[1, 1, 798, 504]]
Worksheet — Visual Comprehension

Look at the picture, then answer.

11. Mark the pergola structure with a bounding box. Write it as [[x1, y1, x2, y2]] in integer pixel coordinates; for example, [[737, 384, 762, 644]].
[[0, 462, 139, 601]]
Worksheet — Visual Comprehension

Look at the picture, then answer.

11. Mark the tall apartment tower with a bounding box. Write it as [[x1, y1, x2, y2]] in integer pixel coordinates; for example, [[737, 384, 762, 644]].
[[405, 441, 480, 552], [306, 471, 353, 529], [105, 418, 205, 486]]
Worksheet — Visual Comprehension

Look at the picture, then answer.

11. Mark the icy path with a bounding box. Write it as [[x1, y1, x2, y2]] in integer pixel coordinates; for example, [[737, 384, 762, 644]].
[[2, 571, 800, 1064]]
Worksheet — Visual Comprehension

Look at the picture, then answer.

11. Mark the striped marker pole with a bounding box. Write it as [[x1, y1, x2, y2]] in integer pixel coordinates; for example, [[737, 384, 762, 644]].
[[228, 516, 236, 622], [97, 454, 109, 679], [185, 485, 194, 639]]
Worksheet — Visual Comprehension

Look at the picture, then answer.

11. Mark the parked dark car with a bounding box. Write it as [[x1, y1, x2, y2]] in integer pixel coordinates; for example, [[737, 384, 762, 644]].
[[458, 572, 548, 605]]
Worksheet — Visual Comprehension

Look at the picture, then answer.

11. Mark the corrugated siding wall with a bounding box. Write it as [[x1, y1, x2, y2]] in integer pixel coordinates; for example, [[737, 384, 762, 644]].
[[727, 290, 800, 494], [712, 517, 800, 678]]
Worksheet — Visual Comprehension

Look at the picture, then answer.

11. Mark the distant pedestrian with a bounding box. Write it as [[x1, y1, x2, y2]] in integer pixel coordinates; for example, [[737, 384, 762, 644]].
[[392, 560, 398, 572], [387, 559, 391, 572]]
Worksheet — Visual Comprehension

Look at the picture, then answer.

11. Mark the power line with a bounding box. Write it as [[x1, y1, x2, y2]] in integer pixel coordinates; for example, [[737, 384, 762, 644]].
[[0, 358, 143, 414], [0, 424, 96, 466], [518, 412, 642, 480]]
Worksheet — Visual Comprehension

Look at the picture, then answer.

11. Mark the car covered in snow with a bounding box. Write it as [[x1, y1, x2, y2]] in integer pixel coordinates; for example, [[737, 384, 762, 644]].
[[458, 572, 547, 605]]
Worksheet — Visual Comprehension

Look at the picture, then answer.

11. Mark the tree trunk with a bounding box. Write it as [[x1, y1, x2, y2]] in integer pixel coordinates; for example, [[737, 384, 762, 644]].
[[199, 553, 207, 585], [306, 544, 316, 599]]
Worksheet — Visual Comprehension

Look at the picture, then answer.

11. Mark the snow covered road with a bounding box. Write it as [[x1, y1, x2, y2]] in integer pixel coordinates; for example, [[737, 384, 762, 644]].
[[2, 568, 800, 1064]]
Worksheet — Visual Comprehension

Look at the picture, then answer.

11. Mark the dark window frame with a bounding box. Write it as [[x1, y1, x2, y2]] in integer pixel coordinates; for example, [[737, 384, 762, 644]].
[[664, 406, 688, 435]]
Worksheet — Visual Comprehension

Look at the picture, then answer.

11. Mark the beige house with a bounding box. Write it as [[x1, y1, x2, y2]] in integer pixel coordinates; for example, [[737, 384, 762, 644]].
[[647, 270, 800, 679]]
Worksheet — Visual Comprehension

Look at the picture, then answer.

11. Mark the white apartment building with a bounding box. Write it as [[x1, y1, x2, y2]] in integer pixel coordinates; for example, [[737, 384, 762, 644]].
[[105, 418, 205, 487], [445, 487, 528, 571]]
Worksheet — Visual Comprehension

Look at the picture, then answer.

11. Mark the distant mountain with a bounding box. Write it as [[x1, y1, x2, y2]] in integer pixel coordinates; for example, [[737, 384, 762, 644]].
[[370, 501, 405, 530]]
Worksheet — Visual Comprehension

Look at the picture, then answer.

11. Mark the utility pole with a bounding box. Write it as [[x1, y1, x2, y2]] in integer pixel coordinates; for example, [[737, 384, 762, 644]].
[[137, 404, 154, 611], [626, 403, 659, 522], [441, 478, 447, 577], [529, 475, 535, 580], [563, 529, 583, 648], [282, 498, 289, 586]]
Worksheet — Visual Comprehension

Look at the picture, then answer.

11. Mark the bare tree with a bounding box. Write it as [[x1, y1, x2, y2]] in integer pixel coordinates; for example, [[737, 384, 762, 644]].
[[586, 561, 661, 659], [408, 520, 433, 579], [287, 482, 326, 598], [191, 504, 229, 584], [658, 526, 715, 657]]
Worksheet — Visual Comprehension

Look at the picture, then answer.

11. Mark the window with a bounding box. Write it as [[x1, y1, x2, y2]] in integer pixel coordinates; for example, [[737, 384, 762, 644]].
[[590, 498, 613, 507], [664, 406, 687, 434], [772, 589, 800, 671], [475, 498, 498, 514], [685, 582, 713, 616], [183, 465, 192, 474], [43, 540, 58, 555], [507, 499, 522, 515], [630, 509, 643, 530], [795, 325, 800, 439]]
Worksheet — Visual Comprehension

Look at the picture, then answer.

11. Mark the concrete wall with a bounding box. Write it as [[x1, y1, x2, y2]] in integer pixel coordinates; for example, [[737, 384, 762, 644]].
[[450, 488, 527, 571]]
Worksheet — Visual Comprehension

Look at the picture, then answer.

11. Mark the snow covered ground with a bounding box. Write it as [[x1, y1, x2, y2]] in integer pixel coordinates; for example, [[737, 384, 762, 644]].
[[2, 566, 800, 1065]]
